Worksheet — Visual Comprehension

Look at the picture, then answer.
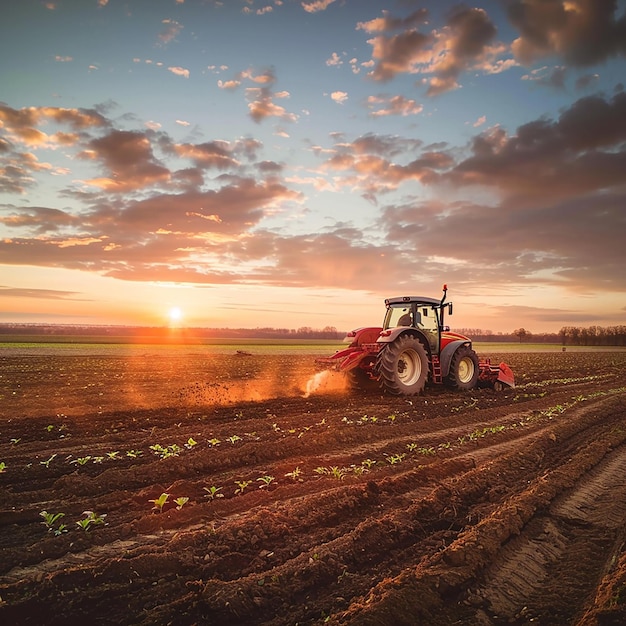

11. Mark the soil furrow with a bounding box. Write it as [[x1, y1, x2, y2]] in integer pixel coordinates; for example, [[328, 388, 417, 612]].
[[1, 349, 625, 625]]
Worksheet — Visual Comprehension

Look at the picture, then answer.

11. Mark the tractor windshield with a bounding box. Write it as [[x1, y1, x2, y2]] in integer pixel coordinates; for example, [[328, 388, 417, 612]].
[[385, 304, 413, 329]]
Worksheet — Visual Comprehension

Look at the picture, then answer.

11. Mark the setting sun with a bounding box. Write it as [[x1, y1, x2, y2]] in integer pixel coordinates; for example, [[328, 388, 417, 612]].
[[168, 307, 183, 323]]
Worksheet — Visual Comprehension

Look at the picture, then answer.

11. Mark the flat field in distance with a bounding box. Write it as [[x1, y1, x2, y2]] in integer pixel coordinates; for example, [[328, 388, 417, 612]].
[[1, 341, 625, 625]]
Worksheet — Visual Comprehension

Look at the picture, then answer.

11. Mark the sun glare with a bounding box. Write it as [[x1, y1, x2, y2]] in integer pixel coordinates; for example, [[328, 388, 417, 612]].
[[168, 307, 183, 323]]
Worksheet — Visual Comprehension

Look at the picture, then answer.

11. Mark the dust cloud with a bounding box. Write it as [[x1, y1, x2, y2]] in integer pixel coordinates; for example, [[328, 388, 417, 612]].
[[303, 370, 348, 397]]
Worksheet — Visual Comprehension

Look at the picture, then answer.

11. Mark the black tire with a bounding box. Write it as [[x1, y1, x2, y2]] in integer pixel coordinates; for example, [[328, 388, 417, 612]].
[[376, 335, 428, 396], [446, 345, 479, 391], [346, 366, 379, 393]]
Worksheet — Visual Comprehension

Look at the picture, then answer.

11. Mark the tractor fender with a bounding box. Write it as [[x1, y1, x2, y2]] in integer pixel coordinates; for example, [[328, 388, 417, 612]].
[[439, 340, 472, 377], [377, 328, 431, 351]]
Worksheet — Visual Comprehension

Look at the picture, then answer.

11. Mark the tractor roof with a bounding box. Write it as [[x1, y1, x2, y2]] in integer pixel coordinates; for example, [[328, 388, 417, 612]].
[[385, 296, 443, 306]]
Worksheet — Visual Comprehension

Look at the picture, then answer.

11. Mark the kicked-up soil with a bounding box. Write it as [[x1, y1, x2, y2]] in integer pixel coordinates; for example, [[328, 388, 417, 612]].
[[0, 347, 625, 625]]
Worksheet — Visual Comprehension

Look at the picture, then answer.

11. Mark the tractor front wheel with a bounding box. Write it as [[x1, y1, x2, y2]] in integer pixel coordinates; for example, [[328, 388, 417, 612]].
[[376, 335, 428, 396], [446, 345, 479, 391]]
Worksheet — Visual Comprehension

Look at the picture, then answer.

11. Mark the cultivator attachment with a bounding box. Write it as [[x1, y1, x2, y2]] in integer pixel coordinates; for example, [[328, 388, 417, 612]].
[[478, 359, 515, 391]]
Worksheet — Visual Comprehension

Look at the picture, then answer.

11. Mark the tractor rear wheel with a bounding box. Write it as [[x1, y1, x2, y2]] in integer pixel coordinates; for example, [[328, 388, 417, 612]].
[[376, 335, 428, 395], [446, 345, 479, 391]]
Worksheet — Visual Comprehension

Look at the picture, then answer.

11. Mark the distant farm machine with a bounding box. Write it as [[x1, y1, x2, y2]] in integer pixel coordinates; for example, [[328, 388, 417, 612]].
[[316, 285, 514, 396]]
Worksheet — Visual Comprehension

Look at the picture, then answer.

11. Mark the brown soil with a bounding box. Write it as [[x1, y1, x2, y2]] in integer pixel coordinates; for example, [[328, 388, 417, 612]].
[[1, 348, 625, 625]]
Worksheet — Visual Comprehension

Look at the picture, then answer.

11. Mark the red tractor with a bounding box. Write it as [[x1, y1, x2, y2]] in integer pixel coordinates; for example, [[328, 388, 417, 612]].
[[316, 285, 514, 395]]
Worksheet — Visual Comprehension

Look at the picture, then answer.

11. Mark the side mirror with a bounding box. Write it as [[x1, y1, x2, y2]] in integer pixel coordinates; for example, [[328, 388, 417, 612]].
[[448, 303, 453, 315]]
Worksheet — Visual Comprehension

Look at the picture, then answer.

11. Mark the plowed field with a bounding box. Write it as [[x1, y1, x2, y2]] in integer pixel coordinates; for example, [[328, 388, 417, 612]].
[[1, 347, 625, 625]]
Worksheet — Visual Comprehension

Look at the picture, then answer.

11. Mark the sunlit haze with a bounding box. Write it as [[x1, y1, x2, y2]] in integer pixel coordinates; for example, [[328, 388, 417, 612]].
[[1, 1, 625, 333]]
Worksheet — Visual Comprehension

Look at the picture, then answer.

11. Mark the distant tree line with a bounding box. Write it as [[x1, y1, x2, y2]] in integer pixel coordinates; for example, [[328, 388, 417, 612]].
[[557, 325, 626, 346], [0, 323, 343, 340], [455, 325, 626, 346]]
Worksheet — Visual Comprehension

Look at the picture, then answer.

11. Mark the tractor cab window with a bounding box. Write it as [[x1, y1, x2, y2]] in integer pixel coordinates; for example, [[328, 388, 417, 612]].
[[387, 305, 412, 328], [419, 306, 438, 333], [385, 304, 424, 328], [418, 306, 439, 352]]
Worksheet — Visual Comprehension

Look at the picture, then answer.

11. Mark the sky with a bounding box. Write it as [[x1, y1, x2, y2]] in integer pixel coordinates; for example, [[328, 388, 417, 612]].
[[1, 0, 625, 334]]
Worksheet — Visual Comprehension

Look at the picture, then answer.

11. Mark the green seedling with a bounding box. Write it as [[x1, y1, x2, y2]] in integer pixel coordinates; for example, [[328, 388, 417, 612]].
[[417, 446, 436, 456], [284, 467, 303, 481], [92, 456, 105, 464], [227, 435, 241, 444], [234, 480, 251, 495], [185, 437, 198, 448], [76, 510, 107, 531], [126, 449, 143, 458], [0, 462, 6, 473], [208, 438, 221, 447], [54, 523, 68, 536], [388, 414, 397, 423], [10, 438, 20, 445], [106, 451, 120, 460], [40, 454, 57, 468], [257, 475, 275, 489], [149, 492, 170, 513], [407, 442, 418, 452], [71, 456, 91, 466], [361, 458, 377, 469], [313, 466, 329, 476], [386, 453, 406, 465], [174, 497, 189, 510], [45, 425, 55, 433], [203, 485, 224, 500], [329, 466, 347, 480], [40, 510, 64, 531], [150, 444, 181, 459]]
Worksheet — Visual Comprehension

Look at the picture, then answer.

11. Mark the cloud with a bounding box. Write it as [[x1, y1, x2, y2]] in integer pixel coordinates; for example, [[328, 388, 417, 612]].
[[331, 91, 348, 104], [168, 66, 190, 78], [218, 79, 241, 90], [326, 52, 343, 67], [356, 9, 428, 34], [367, 91, 626, 293], [360, 6, 511, 96], [364, 28, 433, 82], [508, 0, 626, 66], [79, 130, 171, 192], [321, 133, 450, 196], [169, 140, 240, 169], [444, 91, 626, 202], [0, 286, 85, 300], [0, 105, 304, 287], [521, 65, 568, 89], [366, 94, 423, 117], [158, 19, 183, 46], [0, 206, 79, 233], [302, 0, 336, 14], [246, 85, 297, 123]]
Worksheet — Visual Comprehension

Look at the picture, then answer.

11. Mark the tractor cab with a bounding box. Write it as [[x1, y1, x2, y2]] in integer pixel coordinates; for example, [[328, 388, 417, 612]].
[[381, 285, 454, 356]]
